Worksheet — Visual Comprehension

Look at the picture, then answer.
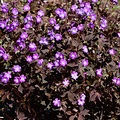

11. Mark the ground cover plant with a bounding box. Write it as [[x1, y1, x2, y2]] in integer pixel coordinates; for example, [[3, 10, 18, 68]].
[[0, 0, 120, 120]]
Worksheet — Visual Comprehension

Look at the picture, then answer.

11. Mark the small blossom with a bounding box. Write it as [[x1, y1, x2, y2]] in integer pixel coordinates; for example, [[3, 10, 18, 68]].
[[47, 62, 54, 69], [109, 49, 116, 55], [77, 24, 84, 31], [82, 59, 89, 67], [4, 71, 12, 79], [55, 52, 62, 59], [23, 4, 30, 11], [14, 76, 20, 84], [36, 16, 42, 23], [117, 33, 120, 38], [62, 78, 70, 87], [54, 60, 60, 67], [118, 62, 120, 68], [100, 18, 107, 30], [92, 0, 98, 3], [78, 99, 85, 106], [54, 24, 60, 30], [53, 98, 61, 107], [19, 74, 26, 83], [26, 55, 33, 63], [55, 34, 62, 41], [12, 8, 18, 15], [70, 27, 78, 34], [20, 32, 28, 39], [1, 3, 8, 13], [29, 43, 37, 52], [80, 93, 86, 101], [69, 52, 77, 60], [2, 53, 9, 60], [1, 77, 9, 83], [112, 77, 120, 85], [96, 68, 102, 76], [33, 53, 39, 60], [71, 71, 78, 80], [113, 0, 118, 4], [37, 10, 44, 17], [71, 4, 78, 12], [13, 65, 21, 73], [38, 59, 44, 66], [82, 45, 88, 53], [49, 18, 56, 25], [59, 59, 67, 67]]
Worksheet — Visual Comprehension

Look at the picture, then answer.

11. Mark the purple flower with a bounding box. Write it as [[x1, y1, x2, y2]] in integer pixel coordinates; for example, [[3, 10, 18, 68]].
[[90, 13, 97, 21], [23, 4, 30, 11], [47, 62, 54, 69], [113, 0, 118, 4], [36, 16, 42, 23], [13, 65, 21, 73], [19, 74, 26, 83], [39, 37, 48, 45], [37, 10, 44, 17], [82, 45, 88, 53], [96, 68, 102, 76], [4, 71, 12, 79], [55, 52, 61, 59], [19, 42, 26, 50], [88, 22, 95, 28], [12, 21, 19, 27], [71, 4, 78, 12], [80, 93, 86, 101], [33, 53, 39, 60], [54, 24, 60, 30], [55, 34, 62, 41], [77, 24, 84, 31], [82, 59, 89, 67], [0, 21, 7, 29], [14, 76, 20, 84], [59, 59, 67, 67], [55, 8, 67, 19], [100, 18, 107, 30], [1, 3, 8, 13], [76, 8, 84, 15], [71, 71, 78, 80], [1, 77, 9, 83], [53, 98, 61, 107], [118, 62, 120, 68], [62, 78, 69, 87], [26, 55, 33, 63], [109, 49, 116, 55], [29, 43, 37, 52], [2, 53, 9, 60], [70, 27, 78, 34], [38, 59, 44, 66], [53, 60, 59, 67], [24, 22, 32, 29], [78, 0, 82, 3], [92, 0, 98, 3], [12, 8, 18, 15], [78, 99, 85, 106], [20, 32, 28, 39], [69, 52, 77, 60], [24, 14, 33, 23], [118, 33, 120, 38], [112, 77, 120, 85], [28, 0, 33, 3], [78, 93, 86, 106], [49, 18, 56, 25]]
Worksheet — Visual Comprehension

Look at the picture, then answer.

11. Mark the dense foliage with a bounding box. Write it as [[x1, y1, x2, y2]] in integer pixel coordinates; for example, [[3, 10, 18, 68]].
[[0, 0, 120, 120]]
